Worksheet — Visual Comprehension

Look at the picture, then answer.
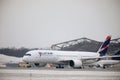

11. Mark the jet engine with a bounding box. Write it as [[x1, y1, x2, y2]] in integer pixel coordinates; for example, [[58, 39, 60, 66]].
[[69, 60, 82, 68], [34, 63, 47, 67]]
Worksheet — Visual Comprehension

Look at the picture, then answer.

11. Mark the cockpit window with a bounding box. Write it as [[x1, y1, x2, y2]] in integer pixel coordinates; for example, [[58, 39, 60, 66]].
[[25, 54, 31, 56]]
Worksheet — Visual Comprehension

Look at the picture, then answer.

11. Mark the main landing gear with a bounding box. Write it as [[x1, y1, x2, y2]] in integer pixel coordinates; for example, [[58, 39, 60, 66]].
[[56, 64, 64, 68]]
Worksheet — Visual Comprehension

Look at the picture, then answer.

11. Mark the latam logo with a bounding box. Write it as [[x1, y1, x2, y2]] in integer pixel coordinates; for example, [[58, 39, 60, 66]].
[[38, 52, 53, 56]]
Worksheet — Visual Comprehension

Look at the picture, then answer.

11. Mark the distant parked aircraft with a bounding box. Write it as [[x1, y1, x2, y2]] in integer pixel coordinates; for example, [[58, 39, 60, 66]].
[[89, 50, 120, 69]]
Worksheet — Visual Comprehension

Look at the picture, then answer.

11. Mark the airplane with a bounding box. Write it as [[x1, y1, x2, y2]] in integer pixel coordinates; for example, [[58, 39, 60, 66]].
[[22, 36, 113, 69], [88, 50, 120, 69], [0, 54, 22, 68]]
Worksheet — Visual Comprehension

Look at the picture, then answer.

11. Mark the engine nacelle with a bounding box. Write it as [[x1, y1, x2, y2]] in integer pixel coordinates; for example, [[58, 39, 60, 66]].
[[34, 63, 39, 67], [69, 60, 82, 68], [34, 63, 47, 67]]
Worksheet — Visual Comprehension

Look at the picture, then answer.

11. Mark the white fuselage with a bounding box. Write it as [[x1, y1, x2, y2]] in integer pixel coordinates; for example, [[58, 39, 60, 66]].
[[22, 50, 99, 64]]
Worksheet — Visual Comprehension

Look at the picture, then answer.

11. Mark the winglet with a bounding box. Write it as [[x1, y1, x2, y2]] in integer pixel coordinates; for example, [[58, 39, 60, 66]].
[[97, 36, 111, 56]]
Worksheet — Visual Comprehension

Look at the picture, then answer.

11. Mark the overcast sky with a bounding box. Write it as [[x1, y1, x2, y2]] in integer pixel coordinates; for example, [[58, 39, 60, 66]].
[[0, 0, 120, 48]]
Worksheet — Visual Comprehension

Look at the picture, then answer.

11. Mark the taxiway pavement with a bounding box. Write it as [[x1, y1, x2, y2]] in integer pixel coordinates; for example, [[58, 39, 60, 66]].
[[0, 68, 120, 80]]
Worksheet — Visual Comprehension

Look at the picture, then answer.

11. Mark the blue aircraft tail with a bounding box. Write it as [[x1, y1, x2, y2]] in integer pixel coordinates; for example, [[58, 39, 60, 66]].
[[97, 36, 111, 56]]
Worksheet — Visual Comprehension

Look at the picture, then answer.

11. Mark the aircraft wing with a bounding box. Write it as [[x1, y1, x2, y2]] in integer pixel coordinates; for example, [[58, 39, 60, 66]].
[[81, 55, 120, 60], [57, 55, 120, 62]]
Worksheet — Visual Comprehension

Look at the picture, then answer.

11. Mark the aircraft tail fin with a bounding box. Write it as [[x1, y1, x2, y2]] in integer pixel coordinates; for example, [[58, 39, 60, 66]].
[[97, 36, 111, 56]]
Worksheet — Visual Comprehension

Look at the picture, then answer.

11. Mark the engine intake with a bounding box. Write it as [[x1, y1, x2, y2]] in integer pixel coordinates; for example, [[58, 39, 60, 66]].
[[69, 60, 82, 68]]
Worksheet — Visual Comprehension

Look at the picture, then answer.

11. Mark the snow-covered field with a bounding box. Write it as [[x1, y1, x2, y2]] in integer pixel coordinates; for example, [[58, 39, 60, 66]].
[[0, 54, 22, 67]]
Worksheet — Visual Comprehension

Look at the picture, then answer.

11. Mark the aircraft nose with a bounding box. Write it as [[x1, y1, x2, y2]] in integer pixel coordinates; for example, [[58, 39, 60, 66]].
[[22, 56, 27, 62]]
